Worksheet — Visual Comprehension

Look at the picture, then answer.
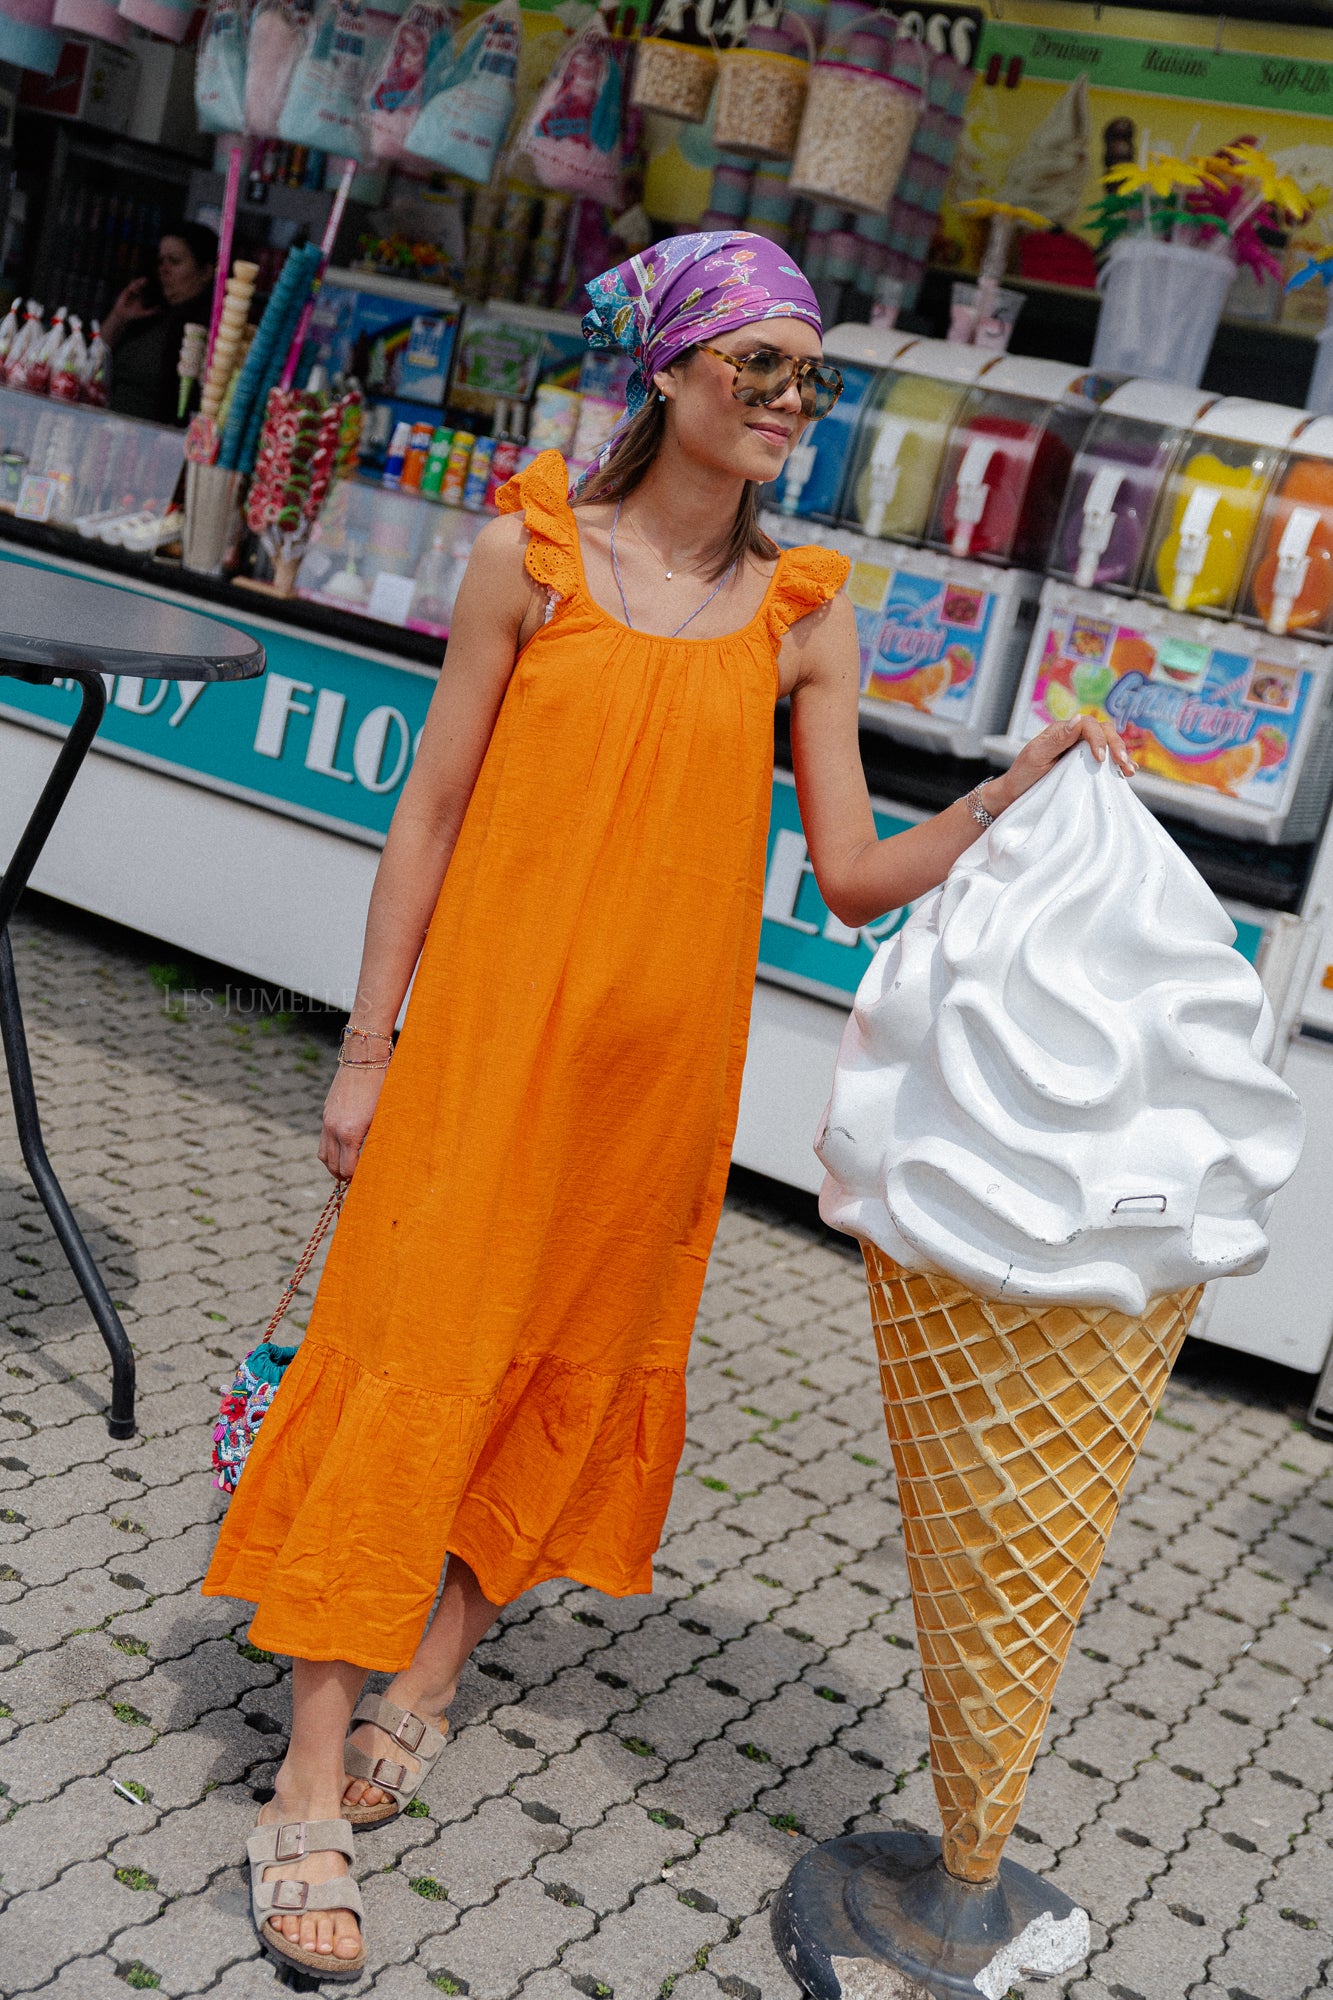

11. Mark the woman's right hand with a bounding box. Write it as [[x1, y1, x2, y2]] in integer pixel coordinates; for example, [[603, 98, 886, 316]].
[[101, 277, 159, 346], [319, 1065, 387, 1181]]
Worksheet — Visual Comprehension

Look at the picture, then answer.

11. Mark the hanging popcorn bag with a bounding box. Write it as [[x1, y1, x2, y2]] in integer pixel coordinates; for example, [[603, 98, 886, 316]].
[[711, 20, 811, 162], [630, 34, 716, 123], [518, 14, 628, 208], [405, 0, 521, 185], [789, 28, 924, 212], [278, 0, 371, 159]]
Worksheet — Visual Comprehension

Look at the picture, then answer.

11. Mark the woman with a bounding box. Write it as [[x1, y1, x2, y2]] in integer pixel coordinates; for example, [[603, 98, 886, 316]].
[[202, 232, 1129, 1982], [103, 221, 218, 426]]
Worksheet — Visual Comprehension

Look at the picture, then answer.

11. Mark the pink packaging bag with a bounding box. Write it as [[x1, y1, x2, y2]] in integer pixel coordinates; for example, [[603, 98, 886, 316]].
[[518, 16, 627, 207], [50, 0, 128, 43], [117, 0, 193, 37]]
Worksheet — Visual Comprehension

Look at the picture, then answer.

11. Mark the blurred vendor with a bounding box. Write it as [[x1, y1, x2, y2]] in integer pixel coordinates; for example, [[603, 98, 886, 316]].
[[103, 222, 219, 426]]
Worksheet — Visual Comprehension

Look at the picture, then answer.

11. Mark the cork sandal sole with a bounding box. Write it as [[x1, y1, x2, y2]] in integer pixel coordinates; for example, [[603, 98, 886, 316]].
[[247, 1816, 365, 1986]]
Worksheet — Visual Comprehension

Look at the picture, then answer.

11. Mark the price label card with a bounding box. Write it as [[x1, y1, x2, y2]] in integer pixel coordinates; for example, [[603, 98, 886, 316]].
[[367, 571, 416, 627], [15, 474, 57, 522]]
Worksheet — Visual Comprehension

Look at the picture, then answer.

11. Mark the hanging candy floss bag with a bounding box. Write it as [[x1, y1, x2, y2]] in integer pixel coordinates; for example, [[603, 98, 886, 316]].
[[279, 0, 370, 159], [245, 0, 315, 138], [195, 0, 251, 133], [405, 0, 520, 184], [365, 0, 456, 164], [517, 15, 627, 207]]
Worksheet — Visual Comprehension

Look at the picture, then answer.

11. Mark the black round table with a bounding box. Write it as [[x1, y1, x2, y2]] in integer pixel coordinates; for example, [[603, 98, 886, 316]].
[[0, 559, 265, 1437]]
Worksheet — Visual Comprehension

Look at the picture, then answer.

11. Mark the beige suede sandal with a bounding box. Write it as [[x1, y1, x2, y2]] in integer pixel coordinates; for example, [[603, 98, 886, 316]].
[[247, 1816, 366, 1984], [342, 1692, 448, 1828]]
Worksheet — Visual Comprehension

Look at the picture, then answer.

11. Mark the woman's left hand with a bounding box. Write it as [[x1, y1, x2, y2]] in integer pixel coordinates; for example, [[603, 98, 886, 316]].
[[989, 712, 1134, 812]]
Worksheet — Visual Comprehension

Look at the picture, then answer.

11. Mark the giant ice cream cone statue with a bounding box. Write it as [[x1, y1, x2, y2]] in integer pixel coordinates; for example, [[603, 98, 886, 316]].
[[773, 747, 1303, 2000], [864, 1251, 1200, 1885]]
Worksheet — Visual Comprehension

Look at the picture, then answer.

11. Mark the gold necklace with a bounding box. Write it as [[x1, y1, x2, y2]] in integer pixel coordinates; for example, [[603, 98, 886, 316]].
[[623, 507, 710, 582]]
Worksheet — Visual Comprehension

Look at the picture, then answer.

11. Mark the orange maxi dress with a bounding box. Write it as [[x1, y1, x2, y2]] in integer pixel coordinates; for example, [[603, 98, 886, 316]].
[[203, 451, 850, 1671]]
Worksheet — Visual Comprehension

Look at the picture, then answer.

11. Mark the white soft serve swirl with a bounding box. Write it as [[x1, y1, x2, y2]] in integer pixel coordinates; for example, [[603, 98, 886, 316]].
[[816, 747, 1304, 1313]]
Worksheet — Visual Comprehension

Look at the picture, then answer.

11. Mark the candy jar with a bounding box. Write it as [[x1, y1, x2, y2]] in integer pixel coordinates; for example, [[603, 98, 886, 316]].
[[1242, 414, 1333, 637], [925, 357, 1098, 568], [1148, 399, 1304, 615]]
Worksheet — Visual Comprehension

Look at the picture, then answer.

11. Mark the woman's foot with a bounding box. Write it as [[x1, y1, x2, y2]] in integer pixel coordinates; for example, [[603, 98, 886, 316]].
[[343, 1685, 449, 1814], [256, 1795, 363, 1964]]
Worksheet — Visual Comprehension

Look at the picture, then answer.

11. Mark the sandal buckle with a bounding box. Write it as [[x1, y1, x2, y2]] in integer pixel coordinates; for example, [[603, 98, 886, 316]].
[[371, 1757, 408, 1789], [274, 1824, 307, 1861], [394, 1714, 427, 1753], [271, 1879, 309, 1910]]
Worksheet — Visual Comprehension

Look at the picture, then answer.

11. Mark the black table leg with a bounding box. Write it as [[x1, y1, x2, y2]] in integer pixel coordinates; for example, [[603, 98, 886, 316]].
[[1, 665, 135, 1437]]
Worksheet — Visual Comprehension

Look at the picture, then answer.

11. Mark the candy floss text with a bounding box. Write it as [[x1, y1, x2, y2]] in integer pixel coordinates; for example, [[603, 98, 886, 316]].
[[1107, 669, 1258, 754]]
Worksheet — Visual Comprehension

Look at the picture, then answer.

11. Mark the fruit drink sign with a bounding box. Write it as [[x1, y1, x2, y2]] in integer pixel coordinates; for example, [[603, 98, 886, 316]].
[[1026, 604, 1316, 805], [849, 557, 1000, 720]]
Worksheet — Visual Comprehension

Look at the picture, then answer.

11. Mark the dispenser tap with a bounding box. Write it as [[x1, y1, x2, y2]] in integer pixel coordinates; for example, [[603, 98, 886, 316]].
[[863, 417, 909, 539], [950, 437, 998, 558], [1168, 485, 1222, 610], [1075, 465, 1126, 589], [1267, 504, 1320, 636], [780, 427, 819, 516]]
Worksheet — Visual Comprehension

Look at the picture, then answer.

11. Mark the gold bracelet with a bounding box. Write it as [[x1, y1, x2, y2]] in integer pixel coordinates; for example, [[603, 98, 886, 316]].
[[337, 1051, 391, 1070], [343, 1023, 393, 1046]]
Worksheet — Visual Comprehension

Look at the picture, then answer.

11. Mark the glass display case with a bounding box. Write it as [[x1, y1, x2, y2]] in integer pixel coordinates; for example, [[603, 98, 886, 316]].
[[294, 476, 488, 640], [923, 357, 1100, 568], [1241, 414, 1333, 640], [1145, 398, 1306, 617], [0, 384, 184, 549], [837, 337, 997, 545], [1049, 380, 1217, 594]]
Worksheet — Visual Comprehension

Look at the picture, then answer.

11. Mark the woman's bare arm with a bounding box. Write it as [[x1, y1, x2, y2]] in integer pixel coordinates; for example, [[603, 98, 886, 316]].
[[784, 591, 1132, 931], [320, 515, 541, 1176]]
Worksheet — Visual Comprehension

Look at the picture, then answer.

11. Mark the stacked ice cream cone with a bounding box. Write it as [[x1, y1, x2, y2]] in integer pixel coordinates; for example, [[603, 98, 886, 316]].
[[200, 260, 258, 424], [817, 746, 1303, 1892]]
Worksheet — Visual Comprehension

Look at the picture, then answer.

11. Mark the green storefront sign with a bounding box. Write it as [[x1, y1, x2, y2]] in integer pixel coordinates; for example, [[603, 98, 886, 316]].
[[977, 21, 1333, 112]]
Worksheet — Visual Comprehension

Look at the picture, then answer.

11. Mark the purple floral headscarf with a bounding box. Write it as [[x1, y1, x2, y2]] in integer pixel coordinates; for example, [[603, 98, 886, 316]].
[[578, 230, 822, 482]]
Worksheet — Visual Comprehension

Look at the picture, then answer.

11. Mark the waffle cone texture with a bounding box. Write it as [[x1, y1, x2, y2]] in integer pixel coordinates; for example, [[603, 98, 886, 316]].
[[863, 1245, 1202, 1882]]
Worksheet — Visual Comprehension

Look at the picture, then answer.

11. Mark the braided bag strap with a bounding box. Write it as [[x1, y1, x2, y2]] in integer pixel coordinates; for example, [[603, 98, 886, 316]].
[[261, 1177, 346, 1343]]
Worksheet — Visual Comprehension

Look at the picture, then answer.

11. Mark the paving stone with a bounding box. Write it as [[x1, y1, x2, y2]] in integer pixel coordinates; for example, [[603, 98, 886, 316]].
[[105, 1874, 255, 1997], [1043, 1817, 1159, 1928], [1084, 1891, 1223, 1998], [407, 1794, 565, 1909], [705, 1906, 804, 2000], [561, 1881, 729, 2000], [666, 1810, 811, 1920], [0, 1856, 163, 1990], [533, 1802, 690, 1915], [0, 1770, 156, 1894], [420, 1874, 594, 1999], [1202, 1898, 1331, 2000], [1208, 1764, 1319, 1857]]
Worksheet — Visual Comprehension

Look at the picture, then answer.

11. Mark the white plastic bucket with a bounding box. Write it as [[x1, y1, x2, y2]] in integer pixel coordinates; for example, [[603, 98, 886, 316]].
[[1090, 237, 1234, 388]]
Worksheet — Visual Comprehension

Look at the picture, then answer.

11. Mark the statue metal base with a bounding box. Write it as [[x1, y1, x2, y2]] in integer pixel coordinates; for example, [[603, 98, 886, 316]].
[[770, 1830, 1090, 2000]]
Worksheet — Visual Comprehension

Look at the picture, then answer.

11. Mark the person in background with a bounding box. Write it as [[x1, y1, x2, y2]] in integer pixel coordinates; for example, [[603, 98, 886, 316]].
[[102, 221, 218, 425]]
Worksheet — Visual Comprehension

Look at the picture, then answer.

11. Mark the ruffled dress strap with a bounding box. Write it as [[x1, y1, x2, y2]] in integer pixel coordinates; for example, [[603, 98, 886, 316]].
[[764, 543, 851, 645], [495, 449, 582, 606]]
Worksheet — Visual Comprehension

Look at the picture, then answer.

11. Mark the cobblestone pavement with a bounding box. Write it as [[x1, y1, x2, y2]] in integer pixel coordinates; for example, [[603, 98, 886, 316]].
[[0, 903, 1331, 2000]]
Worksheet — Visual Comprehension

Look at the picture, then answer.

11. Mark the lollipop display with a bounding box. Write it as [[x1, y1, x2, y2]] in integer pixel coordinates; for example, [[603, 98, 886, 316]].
[[246, 381, 363, 592], [775, 747, 1305, 1999]]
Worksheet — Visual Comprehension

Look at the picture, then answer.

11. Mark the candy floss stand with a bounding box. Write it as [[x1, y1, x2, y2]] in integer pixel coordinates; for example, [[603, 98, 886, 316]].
[[765, 344, 1094, 757]]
